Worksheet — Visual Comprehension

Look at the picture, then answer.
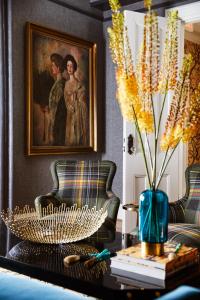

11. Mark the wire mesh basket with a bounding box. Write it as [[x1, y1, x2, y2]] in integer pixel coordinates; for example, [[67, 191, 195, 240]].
[[1, 203, 108, 244]]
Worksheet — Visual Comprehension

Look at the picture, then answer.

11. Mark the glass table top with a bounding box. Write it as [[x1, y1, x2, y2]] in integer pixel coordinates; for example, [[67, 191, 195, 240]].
[[0, 220, 199, 300]]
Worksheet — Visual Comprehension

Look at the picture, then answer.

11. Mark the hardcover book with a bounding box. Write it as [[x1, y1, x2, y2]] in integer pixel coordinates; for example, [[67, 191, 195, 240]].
[[111, 243, 199, 281]]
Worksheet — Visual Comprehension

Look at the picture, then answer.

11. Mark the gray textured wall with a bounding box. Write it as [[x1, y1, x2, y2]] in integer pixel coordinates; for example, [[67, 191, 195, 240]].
[[7, 0, 200, 209], [102, 20, 123, 203], [11, 0, 103, 206]]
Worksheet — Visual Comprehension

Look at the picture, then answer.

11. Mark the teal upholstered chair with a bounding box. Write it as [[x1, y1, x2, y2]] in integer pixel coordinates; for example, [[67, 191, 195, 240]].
[[35, 160, 120, 228], [168, 164, 200, 248], [0, 271, 89, 300], [157, 286, 200, 300]]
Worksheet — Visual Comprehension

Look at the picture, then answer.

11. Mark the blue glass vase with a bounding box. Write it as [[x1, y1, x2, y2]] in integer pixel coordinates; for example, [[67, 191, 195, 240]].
[[139, 189, 168, 255]]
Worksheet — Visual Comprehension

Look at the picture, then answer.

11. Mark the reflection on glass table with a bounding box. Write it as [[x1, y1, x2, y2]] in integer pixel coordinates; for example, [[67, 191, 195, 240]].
[[7, 241, 107, 281]]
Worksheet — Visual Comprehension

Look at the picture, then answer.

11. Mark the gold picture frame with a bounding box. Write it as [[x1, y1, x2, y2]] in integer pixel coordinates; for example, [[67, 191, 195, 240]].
[[26, 22, 97, 155]]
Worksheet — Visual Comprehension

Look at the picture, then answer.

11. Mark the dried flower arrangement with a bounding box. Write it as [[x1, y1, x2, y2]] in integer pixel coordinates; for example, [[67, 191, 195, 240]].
[[108, 0, 200, 190]]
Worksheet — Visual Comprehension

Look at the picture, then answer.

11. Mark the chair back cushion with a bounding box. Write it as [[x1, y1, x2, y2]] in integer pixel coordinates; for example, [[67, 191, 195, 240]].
[[184, 164, 200, 225], [51, 160, 116, 209]]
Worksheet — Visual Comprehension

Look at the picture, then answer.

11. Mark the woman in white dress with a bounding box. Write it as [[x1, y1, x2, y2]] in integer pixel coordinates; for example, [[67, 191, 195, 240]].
[[63, 55, 88, 146]]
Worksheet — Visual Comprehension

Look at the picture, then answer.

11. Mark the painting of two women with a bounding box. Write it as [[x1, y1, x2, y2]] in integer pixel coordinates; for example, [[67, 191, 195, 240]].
[[32, 31, 90, 147]]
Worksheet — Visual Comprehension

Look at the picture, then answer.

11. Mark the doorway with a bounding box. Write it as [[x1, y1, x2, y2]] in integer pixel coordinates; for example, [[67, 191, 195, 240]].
[[121, 1, 200, 234]]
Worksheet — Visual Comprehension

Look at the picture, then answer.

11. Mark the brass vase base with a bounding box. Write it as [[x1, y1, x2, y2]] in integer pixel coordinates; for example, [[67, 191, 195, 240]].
[[141, 242, 164, 257]]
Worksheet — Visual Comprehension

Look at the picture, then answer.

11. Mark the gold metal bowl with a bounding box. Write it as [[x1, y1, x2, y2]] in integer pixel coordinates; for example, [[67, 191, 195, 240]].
[[1, 204, 107, 244]]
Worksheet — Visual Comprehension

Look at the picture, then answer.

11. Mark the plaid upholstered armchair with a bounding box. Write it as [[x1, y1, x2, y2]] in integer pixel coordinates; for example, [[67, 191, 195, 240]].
[[35, 160, 120, 228], [168, 164, 200, 248]]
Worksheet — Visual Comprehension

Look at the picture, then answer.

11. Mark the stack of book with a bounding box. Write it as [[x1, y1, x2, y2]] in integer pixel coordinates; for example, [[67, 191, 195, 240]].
[[111, 243, 199, 287]]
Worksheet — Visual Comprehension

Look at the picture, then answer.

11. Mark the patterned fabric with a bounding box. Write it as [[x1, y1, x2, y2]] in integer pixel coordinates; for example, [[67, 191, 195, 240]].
[[168, 197, 187, 223], [167, 165, 200, 248], [185, 169, 200, 225], [168, 223, 200, 248], [52, 160, 115, 210], [35, 160, 120, 226]]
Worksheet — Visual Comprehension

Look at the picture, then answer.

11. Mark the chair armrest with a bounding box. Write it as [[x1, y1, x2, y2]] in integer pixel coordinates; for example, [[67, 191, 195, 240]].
[[169, 197, 187, 223], [104, 192, 120, 228], [34, 193, 61, 216], [122, 203, 139, 212]]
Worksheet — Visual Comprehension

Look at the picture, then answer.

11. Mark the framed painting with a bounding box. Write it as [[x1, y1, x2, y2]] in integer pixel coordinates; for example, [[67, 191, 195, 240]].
[[26, 22, 97, 155]]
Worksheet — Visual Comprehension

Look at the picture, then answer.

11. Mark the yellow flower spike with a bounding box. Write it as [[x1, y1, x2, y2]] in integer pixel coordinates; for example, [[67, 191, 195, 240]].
[[138, 111, 154, 133], [160, 125, 182, 151], [107, 11, 125, 70], [173, 124, 183, 140], [162, 52, 193, 148], [109, 0, 121, 11], [144, 0, 152, 10], [115, 68, 141, 122], [160, 134, 171, 151], [182, 53, 193, 75], [158, 10, 179, 92], [182, 126, 195, 142]]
